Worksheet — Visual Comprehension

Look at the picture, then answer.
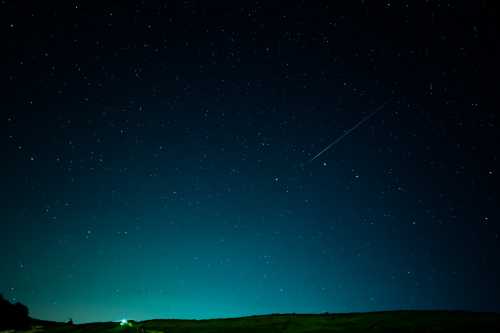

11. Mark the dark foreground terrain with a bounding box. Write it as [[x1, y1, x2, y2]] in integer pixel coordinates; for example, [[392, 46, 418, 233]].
[[8, 311, 500, 333]]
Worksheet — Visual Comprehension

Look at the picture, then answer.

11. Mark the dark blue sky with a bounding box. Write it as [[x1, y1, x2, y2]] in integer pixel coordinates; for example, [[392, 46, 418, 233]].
[[1, 0, 498, 323]]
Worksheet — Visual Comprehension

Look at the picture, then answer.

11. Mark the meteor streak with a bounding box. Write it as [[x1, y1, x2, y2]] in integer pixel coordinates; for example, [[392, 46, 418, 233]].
[[308, 101, 389, 163]]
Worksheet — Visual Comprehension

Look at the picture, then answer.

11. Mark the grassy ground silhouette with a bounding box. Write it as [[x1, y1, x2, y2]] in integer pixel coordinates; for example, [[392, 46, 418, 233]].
[[11, 311, 499, 333]]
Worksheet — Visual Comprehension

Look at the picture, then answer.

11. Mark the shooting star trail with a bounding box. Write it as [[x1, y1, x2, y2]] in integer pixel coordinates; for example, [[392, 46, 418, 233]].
[[308, 101, 389, 163]]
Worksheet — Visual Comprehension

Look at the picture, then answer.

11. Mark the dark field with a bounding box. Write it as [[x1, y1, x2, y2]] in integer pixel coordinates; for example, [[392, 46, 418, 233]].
[[21, 311, 500, 333]]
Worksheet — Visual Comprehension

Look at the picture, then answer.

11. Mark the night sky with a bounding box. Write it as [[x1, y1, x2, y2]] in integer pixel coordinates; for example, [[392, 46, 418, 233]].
[[1, 0, 499, 324]]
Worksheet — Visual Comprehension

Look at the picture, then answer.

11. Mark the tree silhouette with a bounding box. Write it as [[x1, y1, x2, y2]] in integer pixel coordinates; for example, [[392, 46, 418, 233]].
[[0, 294, 31, 330]]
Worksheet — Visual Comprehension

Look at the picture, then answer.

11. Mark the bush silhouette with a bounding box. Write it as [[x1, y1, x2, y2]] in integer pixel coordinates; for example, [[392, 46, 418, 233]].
[[0, 294, 31, 330]]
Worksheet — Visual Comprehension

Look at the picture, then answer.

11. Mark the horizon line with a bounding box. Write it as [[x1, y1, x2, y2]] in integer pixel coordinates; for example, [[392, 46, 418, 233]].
[[32, 308, 500, 324]]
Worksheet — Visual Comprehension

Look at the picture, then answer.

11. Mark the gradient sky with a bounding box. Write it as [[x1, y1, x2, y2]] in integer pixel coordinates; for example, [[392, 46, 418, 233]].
[[1, 0, 498, 323]]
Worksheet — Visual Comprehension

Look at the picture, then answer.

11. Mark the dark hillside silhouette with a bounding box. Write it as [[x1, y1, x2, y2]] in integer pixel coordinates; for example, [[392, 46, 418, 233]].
[[0, 294, 31, 330]]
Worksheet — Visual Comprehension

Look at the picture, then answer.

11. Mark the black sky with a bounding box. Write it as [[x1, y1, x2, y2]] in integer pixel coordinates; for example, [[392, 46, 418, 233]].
[[1, 0, 499, 323]]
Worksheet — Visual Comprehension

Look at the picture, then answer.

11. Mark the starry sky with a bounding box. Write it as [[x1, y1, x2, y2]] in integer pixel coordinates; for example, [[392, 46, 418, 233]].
[[1, 0, 498, 324]]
